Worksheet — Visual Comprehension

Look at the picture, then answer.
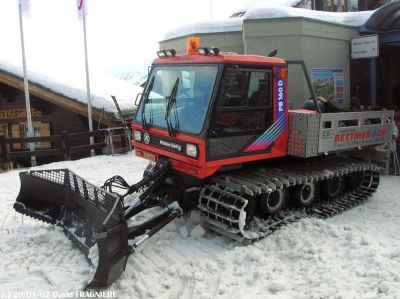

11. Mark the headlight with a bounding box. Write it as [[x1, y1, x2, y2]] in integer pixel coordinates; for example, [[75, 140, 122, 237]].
[[133, 130, 142, 141], [186, 143, 198, 158]]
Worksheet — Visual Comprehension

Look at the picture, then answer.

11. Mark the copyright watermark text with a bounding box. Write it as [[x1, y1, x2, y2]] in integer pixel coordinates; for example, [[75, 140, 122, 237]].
[[0, 291, 118, 298]]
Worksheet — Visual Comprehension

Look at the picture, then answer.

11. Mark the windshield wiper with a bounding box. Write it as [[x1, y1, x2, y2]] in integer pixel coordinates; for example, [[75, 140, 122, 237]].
[[165, 78, 180, 137], [141, 76, 155, 130]]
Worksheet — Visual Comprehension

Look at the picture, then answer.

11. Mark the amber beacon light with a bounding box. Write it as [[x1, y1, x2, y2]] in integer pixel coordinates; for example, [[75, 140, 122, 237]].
[[187, 37, 200, 55]]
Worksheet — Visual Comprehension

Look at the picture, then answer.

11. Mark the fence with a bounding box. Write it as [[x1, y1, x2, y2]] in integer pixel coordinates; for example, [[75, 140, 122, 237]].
[[0, 128, 132, 170], [100, 127, 132, 156]]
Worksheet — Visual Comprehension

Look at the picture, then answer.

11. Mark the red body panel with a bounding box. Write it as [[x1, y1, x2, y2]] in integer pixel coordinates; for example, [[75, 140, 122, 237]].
[[153, 54, 286, 67], [132, 54, 289, 179], [131, 125, 288, 179]]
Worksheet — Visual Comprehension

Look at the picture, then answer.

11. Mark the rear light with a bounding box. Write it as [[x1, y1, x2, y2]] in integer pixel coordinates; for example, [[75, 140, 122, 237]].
[[186, 143, 198, 158], [278, 68, 287, 79], [133, 130, 142, 141]]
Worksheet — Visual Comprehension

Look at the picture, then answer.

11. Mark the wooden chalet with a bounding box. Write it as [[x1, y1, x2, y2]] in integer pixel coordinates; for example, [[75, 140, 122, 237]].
[[0, 68, 122, 166]]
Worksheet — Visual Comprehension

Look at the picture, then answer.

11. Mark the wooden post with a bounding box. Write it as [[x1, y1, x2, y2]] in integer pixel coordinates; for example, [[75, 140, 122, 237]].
[[126, 127, 132, 151], [107, 129, 114, 156], [0, 134, 6, 170], [62, 130, 71, 161]]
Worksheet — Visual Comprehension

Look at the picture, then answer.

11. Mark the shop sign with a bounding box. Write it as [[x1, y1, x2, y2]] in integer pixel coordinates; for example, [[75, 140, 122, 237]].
[[351, 35, 379, 59], [0, 108, 42, 120]]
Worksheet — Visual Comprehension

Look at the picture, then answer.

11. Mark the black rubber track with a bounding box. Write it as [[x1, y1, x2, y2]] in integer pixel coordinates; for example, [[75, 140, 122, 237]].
[[198, 157, 380, 243]]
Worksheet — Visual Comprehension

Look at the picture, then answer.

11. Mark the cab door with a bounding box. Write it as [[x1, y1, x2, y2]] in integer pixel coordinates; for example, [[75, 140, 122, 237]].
[[207, 67, 273, 161]]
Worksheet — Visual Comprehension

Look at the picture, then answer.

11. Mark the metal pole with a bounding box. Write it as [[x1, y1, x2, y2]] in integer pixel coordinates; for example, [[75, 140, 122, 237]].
[[82, 12, 95, 156], [369, 58, 376, 110], [18, 3, 36, 167], [209, 0, 213, 20]]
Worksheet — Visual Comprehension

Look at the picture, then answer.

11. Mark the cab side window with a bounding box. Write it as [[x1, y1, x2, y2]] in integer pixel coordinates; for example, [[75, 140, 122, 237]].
[[212, 68, 272, 134]]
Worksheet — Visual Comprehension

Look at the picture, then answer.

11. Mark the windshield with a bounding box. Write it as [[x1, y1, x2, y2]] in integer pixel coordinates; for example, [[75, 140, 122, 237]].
[[135, 65, 218, 135]]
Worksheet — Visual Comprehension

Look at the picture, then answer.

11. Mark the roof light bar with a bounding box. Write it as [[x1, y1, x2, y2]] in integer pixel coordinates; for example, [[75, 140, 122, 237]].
[[197, 47, 209, 55], [165, 49, 176, 57], [209, 47, 220, 55], [197, 47, 220, 56], [157, 49, 176, 58]]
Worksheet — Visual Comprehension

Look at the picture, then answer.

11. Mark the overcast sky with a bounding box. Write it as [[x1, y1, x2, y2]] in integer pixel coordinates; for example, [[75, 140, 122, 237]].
[[0, 0, 262, 76]]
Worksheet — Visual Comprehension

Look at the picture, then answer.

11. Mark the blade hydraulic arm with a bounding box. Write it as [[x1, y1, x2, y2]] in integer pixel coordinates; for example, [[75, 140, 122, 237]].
[[13, 157, 181, 289]]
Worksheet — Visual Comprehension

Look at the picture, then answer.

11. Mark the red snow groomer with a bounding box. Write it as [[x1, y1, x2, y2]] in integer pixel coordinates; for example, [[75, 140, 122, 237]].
[[14, 37, 394, 288]]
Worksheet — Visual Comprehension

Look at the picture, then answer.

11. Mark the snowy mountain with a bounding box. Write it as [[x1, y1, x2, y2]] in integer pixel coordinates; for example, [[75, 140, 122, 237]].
[[110, 67, 148, 87]]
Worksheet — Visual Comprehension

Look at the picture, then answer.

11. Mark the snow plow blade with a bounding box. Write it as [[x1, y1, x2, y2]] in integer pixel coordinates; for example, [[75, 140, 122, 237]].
[[13, 169, 129, 289]]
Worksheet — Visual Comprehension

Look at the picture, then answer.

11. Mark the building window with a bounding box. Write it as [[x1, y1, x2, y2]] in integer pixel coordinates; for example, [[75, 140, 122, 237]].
[[316, 0, 357, 11], [347, 0, 358, 11]]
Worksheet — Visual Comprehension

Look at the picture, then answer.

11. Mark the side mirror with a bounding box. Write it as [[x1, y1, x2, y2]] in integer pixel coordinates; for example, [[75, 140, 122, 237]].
[[135, 93, 142, 106], [267, 49, 278, 57]]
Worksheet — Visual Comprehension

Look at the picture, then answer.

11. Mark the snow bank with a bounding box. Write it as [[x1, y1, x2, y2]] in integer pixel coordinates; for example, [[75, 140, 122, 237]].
[[0, 154, 399, 298]]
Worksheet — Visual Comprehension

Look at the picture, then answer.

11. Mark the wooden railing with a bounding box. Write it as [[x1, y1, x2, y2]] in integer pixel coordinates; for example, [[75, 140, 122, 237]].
[[0, 134, 6, 170], [0, 128, 132, 170]]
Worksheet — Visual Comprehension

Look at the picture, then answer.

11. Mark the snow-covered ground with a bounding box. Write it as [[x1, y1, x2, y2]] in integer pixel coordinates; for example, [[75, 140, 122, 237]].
[[1, 153, 400, 298]]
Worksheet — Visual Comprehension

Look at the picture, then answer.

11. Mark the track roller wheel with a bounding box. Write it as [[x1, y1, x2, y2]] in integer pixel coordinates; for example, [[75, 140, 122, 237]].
[[260, 189, 285, 216], [345, 171, 363, 191], [293, 182, 317, 207], [360, 170, 375, 190], [322, 176, 343, 199]]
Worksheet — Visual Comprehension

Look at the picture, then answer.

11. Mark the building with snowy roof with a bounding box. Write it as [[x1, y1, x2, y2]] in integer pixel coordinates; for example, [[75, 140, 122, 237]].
[[159, 1, 400, 110], [0, 59, 141, 166]]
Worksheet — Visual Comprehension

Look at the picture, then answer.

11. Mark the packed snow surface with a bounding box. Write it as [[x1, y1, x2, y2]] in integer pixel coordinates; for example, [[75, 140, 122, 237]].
[[1, 152, 400, 298]]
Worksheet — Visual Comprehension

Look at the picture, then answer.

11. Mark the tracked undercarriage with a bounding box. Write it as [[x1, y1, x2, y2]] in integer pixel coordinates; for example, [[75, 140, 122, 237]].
[[198, 156, 380, 243]]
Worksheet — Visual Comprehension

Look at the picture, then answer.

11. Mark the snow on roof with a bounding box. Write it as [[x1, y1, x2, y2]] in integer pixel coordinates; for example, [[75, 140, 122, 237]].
[[0, 59, 141, 114], [244, 5, 374, 27], [230, 0, 302, 16], [163, 17, 244, 41], [163, 5, 374, 41]]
